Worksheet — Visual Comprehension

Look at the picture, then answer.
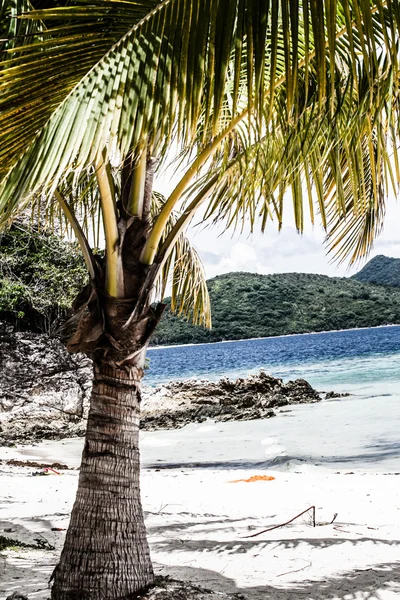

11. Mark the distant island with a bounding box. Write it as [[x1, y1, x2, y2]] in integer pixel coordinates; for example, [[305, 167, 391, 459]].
[[152, 262, 400, 345], [351, 254, 400, 287]]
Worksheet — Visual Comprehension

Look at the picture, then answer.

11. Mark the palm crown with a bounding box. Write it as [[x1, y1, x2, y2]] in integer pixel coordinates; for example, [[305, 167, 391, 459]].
[[1, 2, 399, 282]]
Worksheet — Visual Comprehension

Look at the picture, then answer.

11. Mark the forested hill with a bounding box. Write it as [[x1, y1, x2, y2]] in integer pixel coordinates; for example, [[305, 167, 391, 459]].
[[152, 271, 400, 346], [352, 255, 400, 287], [2, 225, 400, 345]]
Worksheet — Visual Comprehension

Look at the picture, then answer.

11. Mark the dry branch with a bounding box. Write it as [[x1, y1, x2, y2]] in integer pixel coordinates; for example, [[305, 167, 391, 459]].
[[243, 506, 316, 538]]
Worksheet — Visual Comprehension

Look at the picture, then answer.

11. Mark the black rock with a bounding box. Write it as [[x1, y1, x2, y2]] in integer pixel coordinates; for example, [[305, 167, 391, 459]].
[[325, 391, 352, 399]]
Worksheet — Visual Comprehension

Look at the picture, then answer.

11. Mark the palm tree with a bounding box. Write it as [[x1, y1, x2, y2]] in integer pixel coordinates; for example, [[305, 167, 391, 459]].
[[1, 1, 399, 598]]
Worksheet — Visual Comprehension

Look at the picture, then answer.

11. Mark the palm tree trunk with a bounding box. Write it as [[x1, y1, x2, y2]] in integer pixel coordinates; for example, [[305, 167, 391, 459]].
[[51, 358, 153, 600]]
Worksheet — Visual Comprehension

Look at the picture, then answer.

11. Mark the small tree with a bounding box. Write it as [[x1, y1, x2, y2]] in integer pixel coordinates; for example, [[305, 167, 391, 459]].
[[1, 2, 399, 598]]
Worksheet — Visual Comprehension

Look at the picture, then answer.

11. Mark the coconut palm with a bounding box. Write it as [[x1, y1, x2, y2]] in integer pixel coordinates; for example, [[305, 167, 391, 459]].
[[1, 1, 399, 598]]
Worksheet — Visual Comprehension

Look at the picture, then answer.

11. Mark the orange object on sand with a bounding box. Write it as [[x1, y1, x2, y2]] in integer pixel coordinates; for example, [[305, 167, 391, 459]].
[[228, 475, 275, 483]]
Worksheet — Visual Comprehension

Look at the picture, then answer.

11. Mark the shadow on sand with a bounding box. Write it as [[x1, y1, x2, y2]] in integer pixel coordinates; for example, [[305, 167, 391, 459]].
[[154, 559, 400, 600], [145, 438, 400, 470]]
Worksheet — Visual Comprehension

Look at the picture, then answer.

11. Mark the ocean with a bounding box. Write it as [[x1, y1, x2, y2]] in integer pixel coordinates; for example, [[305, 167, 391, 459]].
[[142, 326, 400, 472], [8, 325, 399, 472], [147, 324, 400, 393]]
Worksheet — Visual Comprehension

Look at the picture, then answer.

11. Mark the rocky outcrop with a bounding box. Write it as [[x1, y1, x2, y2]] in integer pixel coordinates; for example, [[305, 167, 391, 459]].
[[325, 390, 351, 399], [0, 330, 321, 445], [140, 372, 320, 430], [0, 328, 92, 444]]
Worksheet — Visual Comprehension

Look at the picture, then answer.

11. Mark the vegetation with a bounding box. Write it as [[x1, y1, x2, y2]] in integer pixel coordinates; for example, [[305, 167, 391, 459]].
[[2, 226, 399, 343], [0, 223, 87, 332], [153, 271, 400, 345], [352, 255, 400, 288], [1, 1, 400, 599]]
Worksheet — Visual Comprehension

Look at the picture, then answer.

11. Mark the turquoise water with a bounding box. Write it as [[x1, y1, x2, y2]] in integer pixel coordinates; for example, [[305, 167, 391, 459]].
[[147, 325, 400, 395], [143, 326, 400, 472]]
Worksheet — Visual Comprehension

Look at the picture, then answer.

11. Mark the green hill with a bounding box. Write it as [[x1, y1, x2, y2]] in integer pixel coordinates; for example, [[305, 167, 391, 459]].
[[352, 255, 400, 287], [2, 224, 400, 345], [152, 271, 400, 345]]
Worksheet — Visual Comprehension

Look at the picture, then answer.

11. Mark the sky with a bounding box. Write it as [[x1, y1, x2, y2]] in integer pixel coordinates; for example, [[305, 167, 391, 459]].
[[154, 164, 400, 282]]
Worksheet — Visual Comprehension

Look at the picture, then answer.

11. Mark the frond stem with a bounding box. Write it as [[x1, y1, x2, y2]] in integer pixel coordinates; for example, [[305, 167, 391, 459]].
[[126, 147, 147, 218], [95, 151, 121, 297], [54, 189, 97, 281], [157, 176, 219, 268]]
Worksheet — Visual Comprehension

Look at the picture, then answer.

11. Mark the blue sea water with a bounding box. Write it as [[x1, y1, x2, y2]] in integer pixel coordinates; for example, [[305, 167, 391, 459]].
[[147, 325, 400, 394], [142, 325, 400, 472]]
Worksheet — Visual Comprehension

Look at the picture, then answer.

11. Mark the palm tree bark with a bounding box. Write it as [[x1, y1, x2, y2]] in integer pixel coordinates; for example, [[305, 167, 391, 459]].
[[51, 358, 153, 600]]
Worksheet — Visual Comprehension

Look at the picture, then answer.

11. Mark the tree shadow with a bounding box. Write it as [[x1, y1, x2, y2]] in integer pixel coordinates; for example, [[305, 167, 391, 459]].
[[365, 440, 400, 452], [2, 517, 399, 600], [154, 559, 400, 600], [2, 552, 399, 600], [149, 510, 400, 599], [0, 520, 56, 600], [0, 556, 54, 600], [0, 515, 66, 557], [151, 534, 400, 556], [145, 442, 400, 470], [146, 515, 274, 536]]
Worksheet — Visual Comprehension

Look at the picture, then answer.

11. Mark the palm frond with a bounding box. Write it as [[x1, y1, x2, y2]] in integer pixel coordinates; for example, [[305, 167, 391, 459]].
[[0, 0, 158, 179], [184, 46, 399, 256], [140, 1, 400, 264], [323, 133, 388, 265], [151, 192, 211, 328], [2, 0, 399, 234], [0, 0, 41, 59], [168, 239, 211, 328]]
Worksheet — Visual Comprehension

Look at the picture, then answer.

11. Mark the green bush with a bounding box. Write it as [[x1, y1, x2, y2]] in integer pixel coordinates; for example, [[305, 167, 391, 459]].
[[0, 223, 88, 332]]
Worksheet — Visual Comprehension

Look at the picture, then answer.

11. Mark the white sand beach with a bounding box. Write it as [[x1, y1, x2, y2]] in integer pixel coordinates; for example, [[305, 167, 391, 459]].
[[1, 398, 400, 600]]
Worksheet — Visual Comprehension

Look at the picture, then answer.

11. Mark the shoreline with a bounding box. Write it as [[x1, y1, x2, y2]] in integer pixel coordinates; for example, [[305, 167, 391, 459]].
[[0, 372, 323, 446], [149, 322, 400, 350], [1, 373, 399, 599]]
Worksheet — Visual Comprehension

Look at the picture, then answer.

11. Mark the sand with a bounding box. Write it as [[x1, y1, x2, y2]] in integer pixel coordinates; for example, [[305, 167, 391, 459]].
[[1, 430, 400, 600]]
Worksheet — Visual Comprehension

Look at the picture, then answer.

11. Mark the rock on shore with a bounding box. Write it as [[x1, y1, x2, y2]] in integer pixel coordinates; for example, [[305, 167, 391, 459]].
[[0, 330, 92, 445], [0, 330, 321, 445], [140, 372, 321, 430]]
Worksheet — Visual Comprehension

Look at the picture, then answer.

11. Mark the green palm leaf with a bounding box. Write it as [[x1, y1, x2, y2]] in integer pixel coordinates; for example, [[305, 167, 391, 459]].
[[0, 0, 42, 58], [0, 0, 158, 178], [180, 46, 399, 262], [151, 192, 211, 328], [324, 134, 388, 265], [2, 1, 399, 232]]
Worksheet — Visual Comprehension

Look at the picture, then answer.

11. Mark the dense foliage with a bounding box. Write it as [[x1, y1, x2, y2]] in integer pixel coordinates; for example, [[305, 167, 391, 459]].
[[152, 271, 400, 345], [352, 255, 400, 287], [0, 224, 88, 332]]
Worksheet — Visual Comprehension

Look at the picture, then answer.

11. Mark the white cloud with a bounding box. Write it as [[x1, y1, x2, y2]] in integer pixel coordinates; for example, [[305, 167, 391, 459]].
[[189, 206, 400, 281], [153, 153, 400, 281]]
